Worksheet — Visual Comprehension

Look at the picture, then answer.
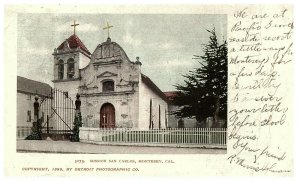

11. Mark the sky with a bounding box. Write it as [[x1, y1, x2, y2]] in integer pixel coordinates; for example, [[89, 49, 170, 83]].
[[17, 13, 226, 91]]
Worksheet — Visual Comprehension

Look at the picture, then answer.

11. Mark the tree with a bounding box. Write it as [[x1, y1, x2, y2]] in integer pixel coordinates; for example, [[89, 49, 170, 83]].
[[71, 94, 82, 142], [71, 111, 82, 142], [172, 27, 227, 127]]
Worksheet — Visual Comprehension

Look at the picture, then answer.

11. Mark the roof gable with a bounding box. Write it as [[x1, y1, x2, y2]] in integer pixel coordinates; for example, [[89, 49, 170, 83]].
[[141, 74, 168, 102]]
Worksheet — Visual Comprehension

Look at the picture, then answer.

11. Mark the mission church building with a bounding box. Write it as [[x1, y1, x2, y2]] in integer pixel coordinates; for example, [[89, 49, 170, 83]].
[[52, 22, 169, 130]]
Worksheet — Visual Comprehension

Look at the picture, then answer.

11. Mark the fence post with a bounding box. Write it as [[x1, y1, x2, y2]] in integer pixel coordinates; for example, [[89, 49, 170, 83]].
[[160, 130, 164, 144], [209, 128, 212, 144], [125, 128, 128, 142], [46, 115, 49, 134], [35, 95, 42, 138], [25, 95, 42, 140], [71, 93, 82, 142]]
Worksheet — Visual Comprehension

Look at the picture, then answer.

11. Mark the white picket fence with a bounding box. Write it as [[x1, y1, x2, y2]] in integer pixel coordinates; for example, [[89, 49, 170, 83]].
[[18, 127, 227, 147], [80, 128, 227, 146]]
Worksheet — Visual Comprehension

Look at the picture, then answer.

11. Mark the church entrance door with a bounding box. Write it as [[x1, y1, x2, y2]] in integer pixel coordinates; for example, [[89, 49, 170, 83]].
[[100, 103, 115, 128]]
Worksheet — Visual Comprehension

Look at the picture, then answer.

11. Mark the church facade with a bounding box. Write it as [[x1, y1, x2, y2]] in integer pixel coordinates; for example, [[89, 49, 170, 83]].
[[52, 33, 169, 130]]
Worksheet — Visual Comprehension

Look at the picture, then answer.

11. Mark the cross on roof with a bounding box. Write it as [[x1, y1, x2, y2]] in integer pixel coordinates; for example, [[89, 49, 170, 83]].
[[71, 20, 79, 35], [103, 22, 113, 38]]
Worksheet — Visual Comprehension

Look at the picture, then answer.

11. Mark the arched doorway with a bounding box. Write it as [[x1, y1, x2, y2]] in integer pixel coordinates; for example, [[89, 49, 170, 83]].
[[100, 103, 115, 128]]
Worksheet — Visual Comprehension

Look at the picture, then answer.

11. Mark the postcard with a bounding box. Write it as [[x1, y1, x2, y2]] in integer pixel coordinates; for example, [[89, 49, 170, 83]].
[[4, 4, 293, 176]]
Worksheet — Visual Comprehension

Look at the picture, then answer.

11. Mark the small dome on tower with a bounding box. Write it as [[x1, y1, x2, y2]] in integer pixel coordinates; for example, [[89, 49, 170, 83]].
[[57, 34, 91, 55]]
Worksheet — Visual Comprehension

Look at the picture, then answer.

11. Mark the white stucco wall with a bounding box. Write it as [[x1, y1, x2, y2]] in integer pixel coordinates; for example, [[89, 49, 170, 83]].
[[138, 81, 168, 129], [79, 52, 90, 69], [17, 92, 34, 127], [80, 93, 139, 128]]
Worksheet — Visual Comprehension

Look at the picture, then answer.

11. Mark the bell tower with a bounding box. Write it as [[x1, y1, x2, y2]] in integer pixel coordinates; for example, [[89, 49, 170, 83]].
[[52, 21, 91, 82], [52, 21, 91, 99]]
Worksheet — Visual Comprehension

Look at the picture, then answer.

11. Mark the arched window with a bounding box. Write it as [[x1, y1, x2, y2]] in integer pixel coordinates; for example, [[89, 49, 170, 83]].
[[102, 80, 114, 92], [67, 58, 75, 79], [58, 60, 64, 80]]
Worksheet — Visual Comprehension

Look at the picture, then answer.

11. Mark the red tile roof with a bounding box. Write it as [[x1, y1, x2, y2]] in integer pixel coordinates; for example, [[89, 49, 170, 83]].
[[57, 34, 91, 55], [164, 91, 180, 101]]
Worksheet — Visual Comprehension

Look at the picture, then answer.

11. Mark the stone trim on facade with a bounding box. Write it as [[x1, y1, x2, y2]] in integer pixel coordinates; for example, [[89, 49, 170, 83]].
[[93, 59, 122, 66], [80, 90, 135, 97], [52, 78, 81, 83], [96, 71, 118, 78], [53, 48, 91, 59]]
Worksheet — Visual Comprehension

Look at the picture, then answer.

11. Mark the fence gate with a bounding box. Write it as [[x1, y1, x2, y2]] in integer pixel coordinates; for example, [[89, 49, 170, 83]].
[[39, 88, 75, 140]]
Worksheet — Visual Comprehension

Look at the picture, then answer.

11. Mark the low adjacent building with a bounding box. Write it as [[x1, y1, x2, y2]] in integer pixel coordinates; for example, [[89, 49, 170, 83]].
[[17, 76, 52, 128], [164, 91, 197, 128]]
